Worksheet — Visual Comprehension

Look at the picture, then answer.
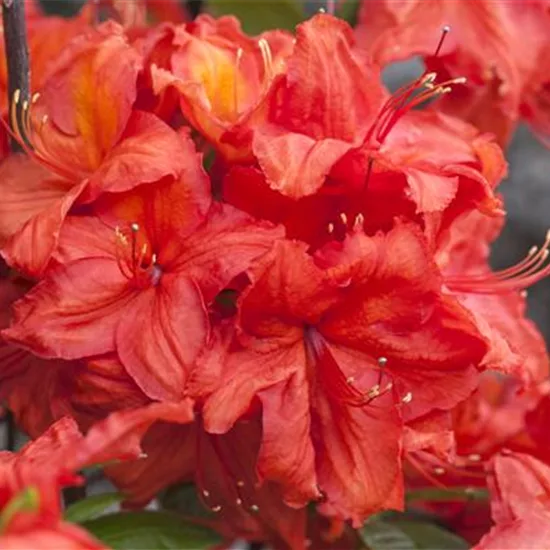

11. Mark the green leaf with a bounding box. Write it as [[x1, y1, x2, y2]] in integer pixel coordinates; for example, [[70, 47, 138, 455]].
[[359, 515, 469, 550], [335, 0, 360, 25], [406, 487, 489, 503], [207, 0, 305, 34], [64, 492, 125, 524], [83, 511, 221, 550], [360, 519, 416, 550], [394, 521, 469, 550]]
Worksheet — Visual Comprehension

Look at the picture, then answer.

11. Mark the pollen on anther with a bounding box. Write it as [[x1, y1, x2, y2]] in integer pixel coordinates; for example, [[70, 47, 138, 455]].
[[378, 356, 388, 366], [211, 505, 222, 512], [31, 92, 40, 104], [328, 223, 334, 234], [250, 504, 260, 513], [236, 498, 243, 505], [339, 213, 348, 225], [402, 392, 413, 404], [202, 489, 210, 498], [346, 376, 355, 385], [433, 467, 445, 475], [236, 480, 245, 487], [131, 223, 140, 232], [354, 213, 365, 228], [468, 453, 482, 462], [442, 24, 451, 33], [13, 89, 20, 104], [138, 452, 148, 459]]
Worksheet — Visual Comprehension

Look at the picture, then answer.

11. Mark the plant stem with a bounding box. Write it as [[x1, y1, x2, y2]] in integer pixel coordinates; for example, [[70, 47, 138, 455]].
[[2, 0, 30, 152]]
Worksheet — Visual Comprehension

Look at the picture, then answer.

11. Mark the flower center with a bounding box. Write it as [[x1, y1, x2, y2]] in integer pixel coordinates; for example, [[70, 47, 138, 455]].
[[114, 222, 162, 288]]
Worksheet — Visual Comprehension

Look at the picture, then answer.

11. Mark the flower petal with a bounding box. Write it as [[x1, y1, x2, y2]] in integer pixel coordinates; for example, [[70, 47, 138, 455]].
[[3, 258, 133, 359], [116, 274, 209, 401]]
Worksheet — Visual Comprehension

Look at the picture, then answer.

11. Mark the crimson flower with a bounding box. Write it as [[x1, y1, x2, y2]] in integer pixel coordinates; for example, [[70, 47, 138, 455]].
[[192, 222, 487, 525]]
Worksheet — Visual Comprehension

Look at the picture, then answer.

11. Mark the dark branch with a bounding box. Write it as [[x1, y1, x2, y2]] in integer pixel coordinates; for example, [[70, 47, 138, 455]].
[[2, 0, 30, 152]]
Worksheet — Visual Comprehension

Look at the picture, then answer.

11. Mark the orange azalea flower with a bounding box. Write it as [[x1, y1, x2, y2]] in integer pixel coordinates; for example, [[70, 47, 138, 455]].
[[151, 14, 294, 160], [0, 22, 193, 276]]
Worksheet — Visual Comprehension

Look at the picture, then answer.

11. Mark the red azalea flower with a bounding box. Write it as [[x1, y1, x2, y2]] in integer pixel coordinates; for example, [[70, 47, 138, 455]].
[[355, 0, 550, 145], [0, 402, 192, 515], [436, 209, 550, 383], [192, 222, 487, 525], [0, 509, 108, 549], [3, 171, 282, 400], [0, 22, 193, 276], [0, 402, 194, 549], [106, 415, 307, 550], [151, 15, 294, 161], [223, 14, 504, 249], [474, 451, 550, 549]]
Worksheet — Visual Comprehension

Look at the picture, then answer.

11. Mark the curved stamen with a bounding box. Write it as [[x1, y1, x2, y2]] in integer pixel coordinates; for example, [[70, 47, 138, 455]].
[[5, 89, 89, 182], [446, 231, 550, 294]]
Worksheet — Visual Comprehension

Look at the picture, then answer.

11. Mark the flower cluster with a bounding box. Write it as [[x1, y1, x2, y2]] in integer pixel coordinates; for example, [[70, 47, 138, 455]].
[[1, 1, 550, 548]]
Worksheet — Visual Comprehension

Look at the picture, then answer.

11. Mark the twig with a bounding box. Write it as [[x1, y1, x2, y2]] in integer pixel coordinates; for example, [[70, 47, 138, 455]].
[[2, 0, 30, 152]]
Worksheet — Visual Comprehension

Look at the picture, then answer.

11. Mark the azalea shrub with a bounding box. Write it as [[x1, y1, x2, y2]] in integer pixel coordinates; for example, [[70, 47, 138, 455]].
[[1, 0, 550, 548]]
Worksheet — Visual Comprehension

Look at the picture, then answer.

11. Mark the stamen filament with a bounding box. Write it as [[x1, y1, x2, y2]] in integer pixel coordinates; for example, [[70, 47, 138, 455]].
[[446, 232, 550, 294]]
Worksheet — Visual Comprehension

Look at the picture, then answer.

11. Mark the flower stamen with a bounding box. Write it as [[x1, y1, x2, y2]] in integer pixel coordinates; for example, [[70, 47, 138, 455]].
[[445, 230, 550, 294]]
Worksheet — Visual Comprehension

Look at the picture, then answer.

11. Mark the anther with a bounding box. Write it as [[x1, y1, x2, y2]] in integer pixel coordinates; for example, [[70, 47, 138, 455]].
[[31, 92, 40, 104], [13, 89, 20, 104], [328, 222, 334, 234], [433, 467, 445, 475], [402, 392, 413, 404], [250, 504, 259, 513], [22, 100, 28, 112], [468, 453, 482, 463], [236, 498, 243, 505], [236, 480, 245, 487], [202, 490, 210, 498], [339, 212, 348, 225], [211, 505, 222, 512], [41, 114, 48, 125], [131, 223, 140, 232], [521, 290, 528, 298], [366, 385, 380, 399], [138, 452, 148, 459], [354, 213, 365, 229], [346, 376, 355, 385], [378, 356, 388, 367]]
